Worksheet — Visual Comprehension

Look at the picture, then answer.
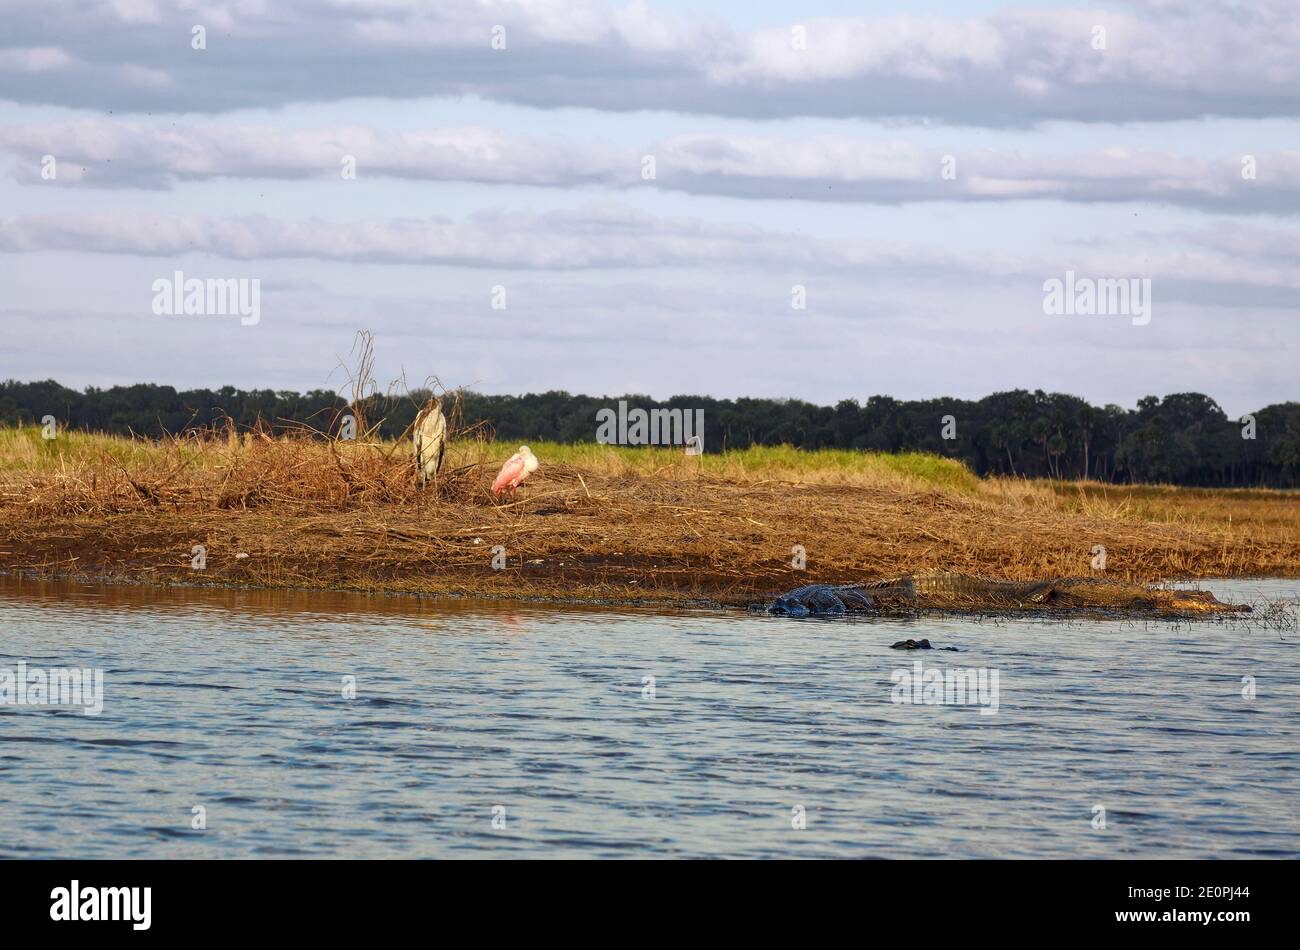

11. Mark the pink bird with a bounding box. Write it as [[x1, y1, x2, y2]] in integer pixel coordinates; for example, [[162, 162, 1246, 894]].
[[491, 445, 539, 497]]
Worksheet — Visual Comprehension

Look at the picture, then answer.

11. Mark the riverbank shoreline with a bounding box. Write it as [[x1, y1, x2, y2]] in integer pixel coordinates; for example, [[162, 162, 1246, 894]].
[[4, 430, 1298, 609], [4, 492, 1297, 611], [2, 567, 1293, 630]]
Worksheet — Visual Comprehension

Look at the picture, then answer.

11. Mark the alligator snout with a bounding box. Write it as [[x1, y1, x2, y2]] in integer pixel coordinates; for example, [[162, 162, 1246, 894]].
[[767, 597, 811, 618], [765, 584, 873, 617]]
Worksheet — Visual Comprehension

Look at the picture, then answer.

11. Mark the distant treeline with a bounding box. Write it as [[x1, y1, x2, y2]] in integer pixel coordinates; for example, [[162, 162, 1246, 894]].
[[3, 379, 1298, 488]]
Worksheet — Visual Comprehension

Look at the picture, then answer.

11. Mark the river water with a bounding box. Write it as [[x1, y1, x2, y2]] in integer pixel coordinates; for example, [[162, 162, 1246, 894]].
[[1, 575, 1296, 859]]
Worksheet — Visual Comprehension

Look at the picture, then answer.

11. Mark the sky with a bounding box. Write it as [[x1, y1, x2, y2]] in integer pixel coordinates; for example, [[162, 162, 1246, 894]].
[[0, 0, 1296, 417]]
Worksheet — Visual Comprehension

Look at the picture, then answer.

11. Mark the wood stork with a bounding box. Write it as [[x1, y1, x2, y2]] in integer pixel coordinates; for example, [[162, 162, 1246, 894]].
[[413, 401, 447, 484]]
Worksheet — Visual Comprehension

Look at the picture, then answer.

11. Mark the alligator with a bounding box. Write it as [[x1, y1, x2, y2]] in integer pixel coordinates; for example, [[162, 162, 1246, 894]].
[[763, 573, 1250, 618]]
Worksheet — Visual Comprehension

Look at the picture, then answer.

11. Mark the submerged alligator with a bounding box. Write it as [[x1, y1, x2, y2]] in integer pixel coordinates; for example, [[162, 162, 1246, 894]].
[[763, 573, 1250, 618]]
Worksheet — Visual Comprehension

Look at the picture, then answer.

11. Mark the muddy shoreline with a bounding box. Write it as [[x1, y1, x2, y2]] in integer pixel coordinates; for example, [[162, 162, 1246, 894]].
[[5, 444, 1299, 612], [0, 565, 735, 611], [1, 560, 1290, 624]]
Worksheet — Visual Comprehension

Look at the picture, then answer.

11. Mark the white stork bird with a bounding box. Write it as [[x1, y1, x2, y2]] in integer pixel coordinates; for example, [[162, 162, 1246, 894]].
[[413, 400, 447, 484]]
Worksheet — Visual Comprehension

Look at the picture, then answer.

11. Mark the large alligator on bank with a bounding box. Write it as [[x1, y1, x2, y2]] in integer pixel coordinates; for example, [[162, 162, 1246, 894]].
[[763, 573, 1250, 618]]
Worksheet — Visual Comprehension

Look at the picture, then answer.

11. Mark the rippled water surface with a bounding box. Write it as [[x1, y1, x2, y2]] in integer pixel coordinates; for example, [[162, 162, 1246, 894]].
[[1, 575, 1297, 858]]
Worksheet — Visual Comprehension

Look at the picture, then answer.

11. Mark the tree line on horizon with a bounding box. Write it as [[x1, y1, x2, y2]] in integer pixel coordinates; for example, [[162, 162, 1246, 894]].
[[3, 379, 1298, 489]]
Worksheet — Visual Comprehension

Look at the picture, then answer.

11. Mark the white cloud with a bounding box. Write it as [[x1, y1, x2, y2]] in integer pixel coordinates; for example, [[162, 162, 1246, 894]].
[[1, 0, 1297, 123], [2, 205, 1296, 298], [0, 46, 77, 72], [5, 119, 1297, 214], [117, 63, 172, 88]]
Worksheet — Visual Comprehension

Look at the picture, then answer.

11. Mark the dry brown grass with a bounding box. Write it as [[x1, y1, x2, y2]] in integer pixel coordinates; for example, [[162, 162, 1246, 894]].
[[1, 426, 1297, 606]]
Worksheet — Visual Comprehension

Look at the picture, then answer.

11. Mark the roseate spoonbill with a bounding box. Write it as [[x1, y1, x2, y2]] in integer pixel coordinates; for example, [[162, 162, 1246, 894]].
[[413, 401, 447, 484], [492, 446, 539, 496]]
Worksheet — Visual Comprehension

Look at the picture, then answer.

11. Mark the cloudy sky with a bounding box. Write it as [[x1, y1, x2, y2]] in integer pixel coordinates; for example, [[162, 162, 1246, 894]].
[[1, 0, 1296, 416]]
